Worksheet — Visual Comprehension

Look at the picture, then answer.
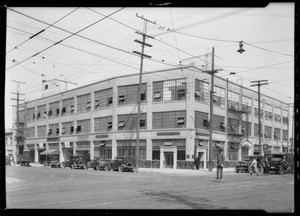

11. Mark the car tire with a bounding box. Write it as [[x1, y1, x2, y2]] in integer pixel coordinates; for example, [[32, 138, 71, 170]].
[[235, 168, 239, 173], [96, 164, 101, 171], [104, 164, 110, 171], [279, 167, 284, 175], [118, 165, 123, 172]]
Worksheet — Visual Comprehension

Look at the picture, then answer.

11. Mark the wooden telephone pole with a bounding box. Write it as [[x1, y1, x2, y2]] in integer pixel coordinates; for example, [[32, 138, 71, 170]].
[[133, 13, 156, 171]]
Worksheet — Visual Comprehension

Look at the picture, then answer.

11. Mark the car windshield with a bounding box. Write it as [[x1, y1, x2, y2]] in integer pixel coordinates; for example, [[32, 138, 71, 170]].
[[244, 157, 251, 161]]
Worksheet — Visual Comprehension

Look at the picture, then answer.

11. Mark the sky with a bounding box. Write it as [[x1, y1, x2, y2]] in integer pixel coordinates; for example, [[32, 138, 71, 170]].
[[5, 3, 294, 129]]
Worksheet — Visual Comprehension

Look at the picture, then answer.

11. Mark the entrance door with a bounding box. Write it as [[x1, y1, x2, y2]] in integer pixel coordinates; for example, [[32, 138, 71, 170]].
[[164, 152, 173, 168], [242, 146, 249, 160]]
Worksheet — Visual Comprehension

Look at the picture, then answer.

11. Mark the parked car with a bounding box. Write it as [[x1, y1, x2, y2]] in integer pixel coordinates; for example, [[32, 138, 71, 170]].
[[43, 155, 62, 168], [5, 156, 15, 166], [62, 156, 90, 170], [109, 156, 135, 172], [235, 155, 264, 173], [265, 153, 294, 174], [89, 157, 110, 171]]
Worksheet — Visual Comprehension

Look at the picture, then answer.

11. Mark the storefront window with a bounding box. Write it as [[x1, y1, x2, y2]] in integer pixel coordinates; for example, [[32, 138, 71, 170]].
[[177, 150, 186, 160], [152, 150, 160, 160]]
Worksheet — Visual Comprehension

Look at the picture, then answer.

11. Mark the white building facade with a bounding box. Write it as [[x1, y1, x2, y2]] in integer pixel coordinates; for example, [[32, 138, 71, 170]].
[[18, 66, 291, 169]]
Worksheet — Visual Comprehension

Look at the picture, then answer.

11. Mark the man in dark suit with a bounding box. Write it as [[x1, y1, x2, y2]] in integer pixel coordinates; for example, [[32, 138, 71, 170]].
[[216, 147, 225, 182]]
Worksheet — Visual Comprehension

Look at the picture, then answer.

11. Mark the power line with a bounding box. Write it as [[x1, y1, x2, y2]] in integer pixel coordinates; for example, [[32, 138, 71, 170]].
[[244, 42, 294, 57], [6, 7, 125, 71], [6, 7, 80, 54]]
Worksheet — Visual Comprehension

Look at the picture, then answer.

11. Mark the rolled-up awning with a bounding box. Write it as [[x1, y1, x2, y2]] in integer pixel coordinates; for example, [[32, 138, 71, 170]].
[[40, 149, 59, 155]]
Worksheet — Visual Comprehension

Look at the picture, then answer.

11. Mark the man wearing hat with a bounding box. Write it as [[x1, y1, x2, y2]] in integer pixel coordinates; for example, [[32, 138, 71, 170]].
[[216, 147, 225, 182]]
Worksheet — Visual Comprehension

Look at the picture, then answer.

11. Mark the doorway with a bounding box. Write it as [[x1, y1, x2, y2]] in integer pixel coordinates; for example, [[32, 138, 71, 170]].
[[164, 152, 173, 168], [242, 146, 249, 160]]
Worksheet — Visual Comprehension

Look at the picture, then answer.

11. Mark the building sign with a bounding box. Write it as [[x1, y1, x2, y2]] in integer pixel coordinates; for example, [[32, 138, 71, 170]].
[[156, 132, 180, 136], [77, 135, 89, 141], [95, 134, 109, 139], [47, 137, 60, 142]]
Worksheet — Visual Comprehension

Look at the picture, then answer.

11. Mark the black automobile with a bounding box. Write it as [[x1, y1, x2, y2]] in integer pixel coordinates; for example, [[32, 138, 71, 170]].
[[109, 156, 135, 172], [235, 155, 264, 173], [62, 156, 90, 170], [265, 153, 287, 174], [89, 157, 110, 171]]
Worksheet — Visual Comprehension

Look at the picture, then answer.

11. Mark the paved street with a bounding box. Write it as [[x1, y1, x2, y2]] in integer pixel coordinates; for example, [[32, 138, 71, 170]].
[[5, 165, 294, 212]]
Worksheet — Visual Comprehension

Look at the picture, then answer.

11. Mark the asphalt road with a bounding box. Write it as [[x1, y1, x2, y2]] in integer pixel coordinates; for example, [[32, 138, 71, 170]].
[[5, 166, 294, 212]]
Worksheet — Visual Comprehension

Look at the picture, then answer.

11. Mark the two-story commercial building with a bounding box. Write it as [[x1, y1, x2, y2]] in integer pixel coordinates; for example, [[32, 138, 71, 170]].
[[17, 65, 290, 169]]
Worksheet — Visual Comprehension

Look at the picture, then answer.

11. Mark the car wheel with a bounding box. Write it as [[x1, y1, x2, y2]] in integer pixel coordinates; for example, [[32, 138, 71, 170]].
[[96, 164, 101, 171], [104, 164, 110, 171], [235, 168, 239, 173], [279, 167, 284, 175], [118, 165, 123, 172]]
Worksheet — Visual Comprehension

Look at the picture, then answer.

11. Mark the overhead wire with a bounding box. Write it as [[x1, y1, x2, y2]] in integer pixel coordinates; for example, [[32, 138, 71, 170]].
[[6, 7, 125, 71], [6, 7, 80, 54]]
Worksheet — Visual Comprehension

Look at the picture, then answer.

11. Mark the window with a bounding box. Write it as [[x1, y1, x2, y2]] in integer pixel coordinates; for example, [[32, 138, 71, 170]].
[[177, 150, 186, 160], [118, 121, 125, 128], [118, 95, 125, 103], [56, 128, 59, 135], [195, 79, 209, 103], [76, 126, 81, 133], [94, 116, 113, 132], [228, 91, 239, 110], [140, 119, 146, 127], [70, 126, 74, 133], [94, 88, 113, 109], [62, 98, 74, 115], [153, 92, 161, 99], [152, 150, 160, 160], [77, 94, 91, 113], [213, 86, 225, 107], [48, 129, 52, 135], [45, 85, 48, 90], [62, 127, 66, 134], [118, 84, 147, 105], [153, 111, 186, 129], [153, 78, 187, 102]]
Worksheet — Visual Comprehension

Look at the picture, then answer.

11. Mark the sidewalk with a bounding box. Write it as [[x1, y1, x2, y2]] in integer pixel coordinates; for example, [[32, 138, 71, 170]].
[[137, 167, 235, 175], [27, 162, 236, 175]]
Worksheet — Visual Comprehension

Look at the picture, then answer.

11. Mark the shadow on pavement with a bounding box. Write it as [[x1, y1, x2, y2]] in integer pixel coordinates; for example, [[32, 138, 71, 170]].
[[138, 189, 229, 209]]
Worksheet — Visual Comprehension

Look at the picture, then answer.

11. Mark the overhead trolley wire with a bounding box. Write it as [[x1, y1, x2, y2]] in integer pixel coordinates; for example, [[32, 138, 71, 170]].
[[6, 7, 80, 54], [6, 7, 125, 71]]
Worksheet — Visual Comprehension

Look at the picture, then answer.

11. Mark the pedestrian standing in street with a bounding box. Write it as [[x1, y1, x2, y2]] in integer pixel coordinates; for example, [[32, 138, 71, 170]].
[[216, 148, 225, 182], [249, 157, 259, 176], [263, 156, 270, 175], [194, 153, 200, 170]]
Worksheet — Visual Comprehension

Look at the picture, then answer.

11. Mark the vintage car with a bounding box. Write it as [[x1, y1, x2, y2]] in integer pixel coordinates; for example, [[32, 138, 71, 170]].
[[62, 156, 90, 170], [5, 156, 15, 166], [265, 153, 294, 174], [43, 155, 62, 168], [109, 156, 135, 172], [235, 155, 264, 173], [89, 157, 110, 171], [17, 151, 31, 166]]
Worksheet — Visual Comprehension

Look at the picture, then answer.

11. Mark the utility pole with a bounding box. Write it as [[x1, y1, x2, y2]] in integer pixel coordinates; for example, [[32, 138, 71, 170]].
[[250, 80, 268, 155], [11, 80, 26, 159], [203, 47, 222, 171], [133, 13, 156, 172]]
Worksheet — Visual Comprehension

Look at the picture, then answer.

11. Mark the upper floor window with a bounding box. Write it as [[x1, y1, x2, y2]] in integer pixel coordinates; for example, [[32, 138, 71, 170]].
[[274, 107, 281, 123], [153, 78, 187, 102], [49, 101, 60, 118], [153, 111, 186, 129], [242, 96, 251, 113], [62, 98, 74, 115], [282, 110, 288, 125], [213, 86, 225, 108], [254, 100, 263, 118], [94, 88, 113, 109], [77, 93, 91, 113], [76, 119, 91, 134], [195, 79, 209, 103], [264, 103, 273, 121], [228, 91, 239, 110], [118, 84, 147, 105]]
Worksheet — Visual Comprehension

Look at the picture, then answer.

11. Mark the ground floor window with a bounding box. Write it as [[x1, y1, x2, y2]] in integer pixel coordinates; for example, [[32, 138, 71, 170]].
[[117, 146, 146, 159], [152, 150, 160, 160], [99, 148, 112, 159], [228, 149, 238, 160], [177, 150, 186, 160]]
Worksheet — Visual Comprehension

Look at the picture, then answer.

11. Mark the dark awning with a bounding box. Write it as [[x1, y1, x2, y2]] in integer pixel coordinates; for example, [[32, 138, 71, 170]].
[[40, 149, 59, 155]]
